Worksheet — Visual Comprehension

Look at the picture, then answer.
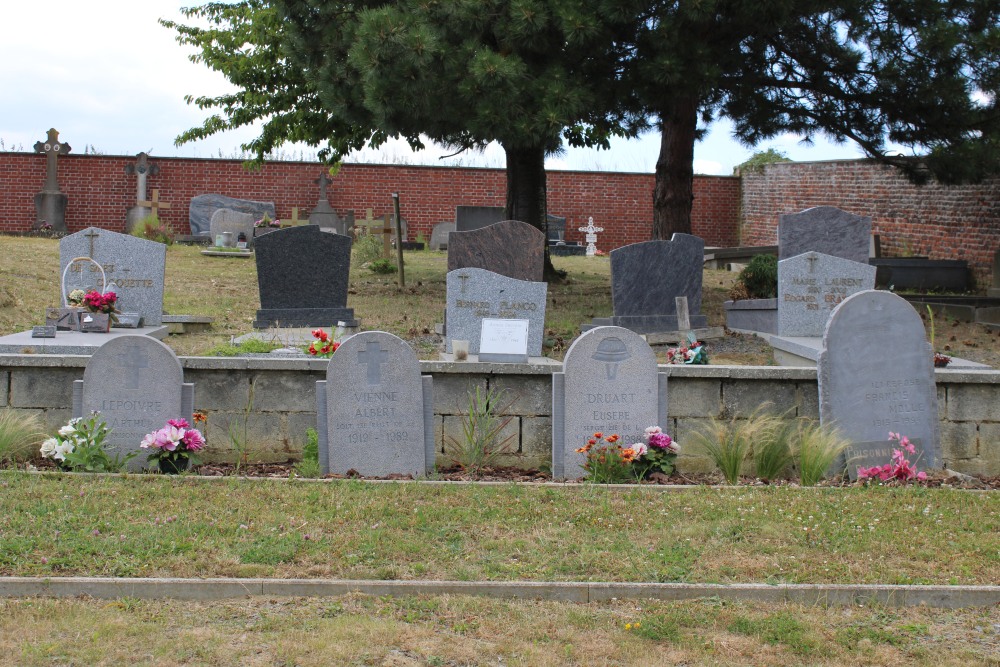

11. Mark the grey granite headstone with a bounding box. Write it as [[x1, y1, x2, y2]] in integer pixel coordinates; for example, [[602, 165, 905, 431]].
[[445, 268, 547, 356], [60, 228, 166, 326], [456, 205, 505, 232], [209, 208, 256, 245], [316, 331, 434, 477], [778, 252, 876, 336], [818, 290, 941, 476], [552, 326, 667, 479], [189, 194, 276, 236], [595, 234, 707, 333], [447, 220, 545, 282], [779, 206, 871, 264], [429, 222, 455, 250], [253, 225, 356, 328], [74, 336, 193, 471]]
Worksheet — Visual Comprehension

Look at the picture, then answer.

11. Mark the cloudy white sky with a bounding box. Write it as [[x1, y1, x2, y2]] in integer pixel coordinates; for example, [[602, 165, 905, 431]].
[[1, 1, 875, 175]]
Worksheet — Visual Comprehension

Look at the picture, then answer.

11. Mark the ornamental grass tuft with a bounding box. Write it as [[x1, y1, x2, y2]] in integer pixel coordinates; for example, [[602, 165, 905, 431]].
[[0, 409, 46, 465]]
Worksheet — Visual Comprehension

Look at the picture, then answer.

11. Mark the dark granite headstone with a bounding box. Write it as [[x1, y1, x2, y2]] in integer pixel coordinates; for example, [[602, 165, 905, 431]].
[[447, 220, 545, 282], [779, 206, 871, 264], [74, 335, 193, 471], [316, 331, 434, 477], [189, 194, 276, 236], [547, 216, 566, 243], [818, 290, 941, 476], [455, 206, 505, 232], [593, 234, 707, 333], [253, 225, 356, 328]]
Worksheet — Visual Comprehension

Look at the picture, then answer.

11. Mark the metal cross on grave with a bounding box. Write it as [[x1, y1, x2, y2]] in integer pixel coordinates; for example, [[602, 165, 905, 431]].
[[137, 189, 171, 218], [578, 216, 604, 257], [116, 344, 150, 390], [357, 340, 390, 385], [33, 128, 71, 193]]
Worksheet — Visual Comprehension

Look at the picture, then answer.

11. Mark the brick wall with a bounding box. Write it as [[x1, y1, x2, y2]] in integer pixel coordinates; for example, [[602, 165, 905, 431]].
[[0, 152, 741, 249], [740, 159, 1000, 287]]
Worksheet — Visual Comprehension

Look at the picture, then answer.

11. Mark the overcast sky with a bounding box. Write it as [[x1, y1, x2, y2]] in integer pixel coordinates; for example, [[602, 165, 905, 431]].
[[1, 1, 875, 175]]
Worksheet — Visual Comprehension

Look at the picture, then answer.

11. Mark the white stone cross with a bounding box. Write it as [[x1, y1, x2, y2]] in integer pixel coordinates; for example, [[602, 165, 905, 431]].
[[578, 217, 604, 257]]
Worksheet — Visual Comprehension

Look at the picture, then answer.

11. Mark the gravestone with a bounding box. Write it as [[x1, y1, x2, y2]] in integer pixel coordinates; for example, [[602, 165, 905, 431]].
[[778, 206, 871, 264], [547, 216, 566, 243], [818, 290, 941, 477], [189, 194, 276, 236], [429, 222, 455, 250], [578, 217, 603, 256], [316, 331, 434, 477], [253, 225, 356, 328], [593, 234, 707, 333], [552, 326, 667, 480], [73, 335, 193, 471], [209, 208, 256, 245], [456, 205, 505, 231], [124, 153, 160, 233], [447, 220, 545, 282], [33, 128, 71, 232], [445, 268, 547, 356], [60, 227, 166, 326], [777, 252, 876, 336], [308, 172, 350, 235]]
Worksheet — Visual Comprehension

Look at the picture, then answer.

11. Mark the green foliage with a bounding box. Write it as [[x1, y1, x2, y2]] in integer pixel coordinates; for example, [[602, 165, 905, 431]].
[[130, 214, 174, 245], [445, 385, 517, 474], [293, 428, 321, 478], [753, 423, 795, 481], [368, 258, 397, 274], [735, 148, 791, 174], [690, 407, 785, 485], [733, 255, 778, 300], [203, 339, 281, 357], [796, 421, 850, 486], [0, 410, 45, 465], [228, 378, 257, 474], [352, 234, 383, 266], [42, 413, 138, 473]]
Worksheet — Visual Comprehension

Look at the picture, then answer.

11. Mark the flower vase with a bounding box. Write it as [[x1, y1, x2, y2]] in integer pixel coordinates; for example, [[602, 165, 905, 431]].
[[158, 456, 190, 475]]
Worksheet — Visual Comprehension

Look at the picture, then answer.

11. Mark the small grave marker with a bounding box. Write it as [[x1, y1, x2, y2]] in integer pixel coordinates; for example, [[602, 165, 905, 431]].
[[578, 217, 603, 256], [479, 318, 530, 363]]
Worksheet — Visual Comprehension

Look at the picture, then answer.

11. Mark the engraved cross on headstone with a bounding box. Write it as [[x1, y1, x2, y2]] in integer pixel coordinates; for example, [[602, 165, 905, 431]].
[[357, 341, 390, 385], [84, 229, 100, 258], [807, 252, 818, 273], [33, 128, 71, 193], [137, 189, 171, 217], [116, 345, 150, 390]]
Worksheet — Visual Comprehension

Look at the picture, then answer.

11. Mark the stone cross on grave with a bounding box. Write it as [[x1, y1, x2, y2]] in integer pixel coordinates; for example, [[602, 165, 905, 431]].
[[578, 217, 604, 257], [34, 128, 71, 193], [116, 344, 150, 390], [125, 152, 159, 205], [357, 340, 390, 385], [314, 172, 333, 204], [137, 189, 171, 217]]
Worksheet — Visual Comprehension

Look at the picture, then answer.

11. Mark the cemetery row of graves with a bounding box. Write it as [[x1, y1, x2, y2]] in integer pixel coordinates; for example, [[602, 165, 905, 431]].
[[1, 196, 996, 486]]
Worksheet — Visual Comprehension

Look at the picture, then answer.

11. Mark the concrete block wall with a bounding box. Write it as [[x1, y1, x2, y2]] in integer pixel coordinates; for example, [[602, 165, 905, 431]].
[[1, 355, 997, 476]]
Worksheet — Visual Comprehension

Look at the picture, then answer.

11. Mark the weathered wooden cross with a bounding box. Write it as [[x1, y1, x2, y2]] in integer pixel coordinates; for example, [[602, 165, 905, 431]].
[[137, 189, 171, 217], [353, 209, 393, 258], [33, 128, 71, 193]]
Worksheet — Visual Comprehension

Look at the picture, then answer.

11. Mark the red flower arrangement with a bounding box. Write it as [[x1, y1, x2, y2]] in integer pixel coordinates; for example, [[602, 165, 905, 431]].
[[307, 328, 340, 357], [82, 290, 117, 314]]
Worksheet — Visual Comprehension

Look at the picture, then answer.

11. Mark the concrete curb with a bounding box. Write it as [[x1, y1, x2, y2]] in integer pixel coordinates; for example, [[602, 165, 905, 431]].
[[0, 578, 997, 608]]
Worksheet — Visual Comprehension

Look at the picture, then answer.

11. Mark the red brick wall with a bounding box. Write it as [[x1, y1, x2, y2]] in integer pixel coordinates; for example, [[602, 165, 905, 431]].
[[0, 152, 741, 250], [740, 159, 1000, 287]]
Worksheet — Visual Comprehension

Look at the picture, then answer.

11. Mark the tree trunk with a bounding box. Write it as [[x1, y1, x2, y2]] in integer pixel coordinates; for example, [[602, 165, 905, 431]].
[[504, 144, 562, 280], [652, 96, 699, 240]]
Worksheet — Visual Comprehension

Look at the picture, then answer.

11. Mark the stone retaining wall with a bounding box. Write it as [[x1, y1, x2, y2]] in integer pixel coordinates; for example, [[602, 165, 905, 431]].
[[2, 355, 997, 476]]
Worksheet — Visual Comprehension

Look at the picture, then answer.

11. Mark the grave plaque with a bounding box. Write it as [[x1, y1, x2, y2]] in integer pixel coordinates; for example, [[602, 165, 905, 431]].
[[818, 290, 941, 476], [31, 326, 56, 338], [779, 206, 871, 264], [75, 336, 193, 471], [777, 252, 876, 336], [317, 331, 434, 477], [445, 268, 547, 356], [447, 220, 545, 282], [594, 235, 707, 333], [552, 326, 667, 479], [479, 318, 530, 364], [60, 228, 166, 326], [253, 225, 356, 328]]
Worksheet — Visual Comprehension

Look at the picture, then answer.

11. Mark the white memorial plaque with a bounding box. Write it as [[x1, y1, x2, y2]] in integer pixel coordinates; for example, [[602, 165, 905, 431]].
[[478, 318, 529, 363]]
